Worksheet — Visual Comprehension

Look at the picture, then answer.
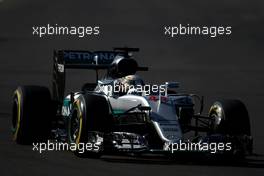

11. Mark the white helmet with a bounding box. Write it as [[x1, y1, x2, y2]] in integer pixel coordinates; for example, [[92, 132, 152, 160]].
[[116, 75, 144, 95]]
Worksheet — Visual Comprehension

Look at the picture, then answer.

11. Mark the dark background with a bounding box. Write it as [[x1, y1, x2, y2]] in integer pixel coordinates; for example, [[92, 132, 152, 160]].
[[0, 0, 264, 175]]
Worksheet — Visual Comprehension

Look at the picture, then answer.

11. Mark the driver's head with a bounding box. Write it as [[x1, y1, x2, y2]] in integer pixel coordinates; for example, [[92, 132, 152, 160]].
[[116, 75, 144, 94], [121, 75, 144, 86]]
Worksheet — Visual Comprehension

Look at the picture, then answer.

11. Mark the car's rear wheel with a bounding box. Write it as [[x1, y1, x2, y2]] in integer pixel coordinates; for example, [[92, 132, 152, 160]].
[[209, 99, 252, 156], [67, 94, 110, 157], [12, 86, 53, 144]]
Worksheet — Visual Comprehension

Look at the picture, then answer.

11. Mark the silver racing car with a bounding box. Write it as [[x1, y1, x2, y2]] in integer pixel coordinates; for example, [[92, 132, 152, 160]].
[[11, 47, 253, 158]]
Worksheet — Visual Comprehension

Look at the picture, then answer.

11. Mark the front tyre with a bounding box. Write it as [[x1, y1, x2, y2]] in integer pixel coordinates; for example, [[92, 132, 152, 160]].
[[209, 99, 253, 156], [67, 94, 110, 158]]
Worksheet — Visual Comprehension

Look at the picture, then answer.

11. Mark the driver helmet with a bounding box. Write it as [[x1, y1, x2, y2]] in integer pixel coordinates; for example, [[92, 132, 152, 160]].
[[116, 75, 144, 95]]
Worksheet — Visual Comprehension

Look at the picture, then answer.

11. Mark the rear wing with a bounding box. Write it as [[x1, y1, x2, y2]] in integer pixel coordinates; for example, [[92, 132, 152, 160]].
[[52, 50, 121, 103], [52, 49, 148, 103], [55, 50, 123, 69]]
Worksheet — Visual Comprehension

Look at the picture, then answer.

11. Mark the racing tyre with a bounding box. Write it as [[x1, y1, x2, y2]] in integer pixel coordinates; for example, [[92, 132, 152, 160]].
[[12, 86, 53, 144], [209, 99, 252, 156], [68, 94, 110, 158]]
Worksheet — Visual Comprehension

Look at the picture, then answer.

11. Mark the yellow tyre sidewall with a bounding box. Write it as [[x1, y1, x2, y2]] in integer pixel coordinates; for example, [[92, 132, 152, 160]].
[[74, 99, 83, 145], [13, 90, 21, 141]]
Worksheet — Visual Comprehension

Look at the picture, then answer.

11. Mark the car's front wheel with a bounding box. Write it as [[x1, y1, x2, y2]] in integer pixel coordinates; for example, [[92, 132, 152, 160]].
[[67, 94, 110, 157], [209, 99, 253, 156]]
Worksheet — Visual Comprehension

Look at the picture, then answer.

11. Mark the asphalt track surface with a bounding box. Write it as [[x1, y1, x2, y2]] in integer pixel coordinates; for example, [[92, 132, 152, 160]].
[[0, 0, 264, 175]]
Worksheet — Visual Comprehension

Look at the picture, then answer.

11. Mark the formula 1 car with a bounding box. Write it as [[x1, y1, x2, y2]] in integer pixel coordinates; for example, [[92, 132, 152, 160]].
[[11, 47, 253, 158]]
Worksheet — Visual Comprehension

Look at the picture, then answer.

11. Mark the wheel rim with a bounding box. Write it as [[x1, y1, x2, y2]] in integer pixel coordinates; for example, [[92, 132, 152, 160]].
[[69, 101, 83, 145], [70, 110, 79, 142], [209, 104, 224, 132]]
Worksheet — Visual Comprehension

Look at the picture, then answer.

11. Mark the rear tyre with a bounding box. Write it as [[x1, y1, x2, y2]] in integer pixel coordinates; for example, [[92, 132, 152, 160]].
[[12, 86, 53, 144], [209, 99, 252, 156], [67, 94, 110, 158]]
